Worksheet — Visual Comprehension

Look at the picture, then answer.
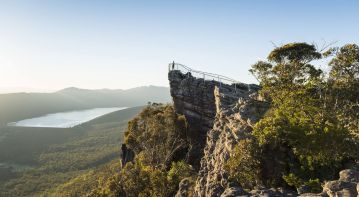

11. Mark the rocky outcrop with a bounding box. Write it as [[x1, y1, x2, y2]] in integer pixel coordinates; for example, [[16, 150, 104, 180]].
[[194, 85, 268, 197], [169, 68, 359, 197], [169, 70, 227, 168], [168, 69, 269, 196], [300, 169, 359, 197]]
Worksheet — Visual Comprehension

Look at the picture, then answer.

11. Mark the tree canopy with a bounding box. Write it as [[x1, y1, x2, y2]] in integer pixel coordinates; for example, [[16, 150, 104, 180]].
[[228, 42, 359, 192]]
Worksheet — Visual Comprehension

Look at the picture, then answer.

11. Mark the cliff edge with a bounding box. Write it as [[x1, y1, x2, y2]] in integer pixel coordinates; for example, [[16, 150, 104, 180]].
[[168, 68, 269, 196]]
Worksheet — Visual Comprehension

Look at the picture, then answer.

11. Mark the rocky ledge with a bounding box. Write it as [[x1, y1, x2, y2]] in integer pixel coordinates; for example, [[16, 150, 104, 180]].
[[194, 84, 269, 197], [169, 69, 359, 197], [168, 70, 261, 170], [168, 69, 269, 196]]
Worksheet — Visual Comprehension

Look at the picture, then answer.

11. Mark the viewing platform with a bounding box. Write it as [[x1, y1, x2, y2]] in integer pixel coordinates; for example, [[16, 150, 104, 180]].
[[168, 62, 254, 92]]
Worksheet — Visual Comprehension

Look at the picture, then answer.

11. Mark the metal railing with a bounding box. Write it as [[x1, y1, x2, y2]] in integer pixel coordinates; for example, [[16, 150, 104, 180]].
[[168, 62, 246, 91]]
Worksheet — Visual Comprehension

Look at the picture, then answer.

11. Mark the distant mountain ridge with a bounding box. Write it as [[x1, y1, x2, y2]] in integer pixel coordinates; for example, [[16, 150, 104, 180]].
[[0, 86, 170, 125], [56, 87, 124, 93]]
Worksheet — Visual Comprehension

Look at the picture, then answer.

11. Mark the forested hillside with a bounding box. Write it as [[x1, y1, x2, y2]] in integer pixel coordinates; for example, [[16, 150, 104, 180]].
[[0, 106, 143, 196]]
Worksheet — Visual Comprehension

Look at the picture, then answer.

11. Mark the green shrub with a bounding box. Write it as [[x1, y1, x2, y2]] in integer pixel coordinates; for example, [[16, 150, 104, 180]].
[[124, 104, 188, 168], [88, 104, 194, 196], [225, 139, 261, 189], [227, 42, 359, 192], [283, 173, 321, 193]]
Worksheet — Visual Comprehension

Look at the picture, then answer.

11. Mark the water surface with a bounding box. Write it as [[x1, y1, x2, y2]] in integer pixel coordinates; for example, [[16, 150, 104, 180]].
[[8, 107, 127, 128]]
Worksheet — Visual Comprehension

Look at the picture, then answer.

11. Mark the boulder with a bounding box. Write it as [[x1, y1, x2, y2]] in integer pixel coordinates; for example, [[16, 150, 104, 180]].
[[339, 169, 359, 182], [323, 180, 357, 197]]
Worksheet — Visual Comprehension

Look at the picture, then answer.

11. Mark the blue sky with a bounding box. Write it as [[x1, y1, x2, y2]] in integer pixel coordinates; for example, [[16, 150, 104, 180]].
[[0, 0, 358, 92]]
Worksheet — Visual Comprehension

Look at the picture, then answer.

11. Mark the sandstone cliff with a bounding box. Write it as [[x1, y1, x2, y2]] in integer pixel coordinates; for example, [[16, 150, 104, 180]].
[[169, 68, 358, 197], [169, 70, 220, 168], [169, 68, 324, 197], [195, 86, 269, 197], [168, 69, 269, 196]]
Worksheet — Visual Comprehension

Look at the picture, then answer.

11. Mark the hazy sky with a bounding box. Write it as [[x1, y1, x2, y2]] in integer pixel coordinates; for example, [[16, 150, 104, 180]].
[[0, 0, 358, 93]]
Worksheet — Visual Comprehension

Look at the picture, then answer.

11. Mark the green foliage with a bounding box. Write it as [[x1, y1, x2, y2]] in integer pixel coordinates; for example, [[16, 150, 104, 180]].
[[0, 126, 83, 165], [254, 98, 355, 168], [225, 139, 261, 189], [282, 173, 302, 188], [167, 160, 194, 192], [0, 104, 193, 196], [329, 44, 359, 81], [125, 104, 188, 168], [267, 43, 321, 64], [88, 159, 194, 197], [304, 179, 322, 193], [167, 160, 193, 183], [228, 42, 359, 193], [87, 104, 194, 197], [327, 44, 359, 135], [257, 43, 322, 86], [283, 174, 321, 193], [49, 159, 123, 196]]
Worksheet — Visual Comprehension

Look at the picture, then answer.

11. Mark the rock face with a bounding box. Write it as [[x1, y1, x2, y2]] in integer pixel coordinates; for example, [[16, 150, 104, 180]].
[[195, 86, 268, 197], [300, 169, 359, 197], [168, 69, 269, 196], [169, 70, 225, 168]]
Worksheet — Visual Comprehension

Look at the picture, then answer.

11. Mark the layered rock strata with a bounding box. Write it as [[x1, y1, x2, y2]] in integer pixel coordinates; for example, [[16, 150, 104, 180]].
[[168, 69, 269, 196], [194, 86, 268, 196]]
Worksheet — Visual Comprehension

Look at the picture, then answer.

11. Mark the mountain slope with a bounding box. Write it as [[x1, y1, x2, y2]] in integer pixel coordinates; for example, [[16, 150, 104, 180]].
[[0, 106, 144, 196]]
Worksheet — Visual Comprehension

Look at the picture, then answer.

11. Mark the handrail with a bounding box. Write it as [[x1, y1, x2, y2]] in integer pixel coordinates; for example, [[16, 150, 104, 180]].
[[168, 62, 247, 91]]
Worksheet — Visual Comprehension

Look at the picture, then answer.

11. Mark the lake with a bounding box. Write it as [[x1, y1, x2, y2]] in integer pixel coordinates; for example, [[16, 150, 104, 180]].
[[8, 107, 127, 128]]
